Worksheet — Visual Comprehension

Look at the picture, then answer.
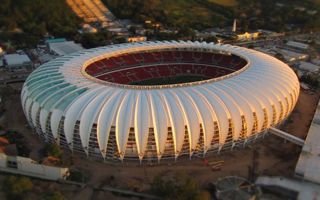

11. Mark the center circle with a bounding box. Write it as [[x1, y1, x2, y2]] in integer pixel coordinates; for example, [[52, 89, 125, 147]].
[[84, 49, 248, 86]]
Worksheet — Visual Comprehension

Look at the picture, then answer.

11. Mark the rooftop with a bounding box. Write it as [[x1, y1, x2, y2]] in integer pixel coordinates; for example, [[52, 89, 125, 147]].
[[286, 41, 309, 50], [299, 61, 320, 73], [277, 48, 308, 62], [3, 54, 31, 66], [256, 176, 320, 200], [295, 98, 320, 184], [48, 41, 84, 56], [45, 38, 67, 44]]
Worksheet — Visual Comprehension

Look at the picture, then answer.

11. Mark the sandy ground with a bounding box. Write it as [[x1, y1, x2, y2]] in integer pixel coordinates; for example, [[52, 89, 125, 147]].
[[0, 84, 319, 200], [282, 89, 320, 139], [0, 83, 45, 161]]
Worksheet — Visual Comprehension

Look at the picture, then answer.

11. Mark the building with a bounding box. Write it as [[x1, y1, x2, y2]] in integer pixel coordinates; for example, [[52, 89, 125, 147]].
[[256, 176, 320, 200], [3, 53, 33, 71], [255, 47, 309, 63], [256, 97, 320, 200], [81, 24, 98, 33], [257, 29, 285, 38], [47, 40, 84, 56], [276, 48, 308, 62], [295, 98, 320, 184], [127, 36, 147, 43], [0, 153, 69, 181], [45, 38, 67, 44], [21, 41, 299, 163], [298, 61, 320, 73], [286, 41, 309, 51], [108, 27, 128, 35], [236, 32, 260, 41]]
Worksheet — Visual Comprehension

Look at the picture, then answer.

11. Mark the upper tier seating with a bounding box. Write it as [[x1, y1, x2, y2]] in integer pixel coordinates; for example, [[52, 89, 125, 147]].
[[85, 51, 247, 83], [95, 63, 235, 84]]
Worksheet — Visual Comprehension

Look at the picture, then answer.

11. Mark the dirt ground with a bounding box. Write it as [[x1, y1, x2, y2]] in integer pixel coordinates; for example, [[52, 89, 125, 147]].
[[282, 89, 320, 139], [0, 84, 319, 200], [0, 83, 45, 161]]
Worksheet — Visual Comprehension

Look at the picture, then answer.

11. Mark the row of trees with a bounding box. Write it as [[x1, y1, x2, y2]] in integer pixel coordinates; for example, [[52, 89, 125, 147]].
[[103, 0, 320, 32], [0, 0, 122, 49], [234, 0, 320, 32], [1, 0, 319, 49], [102, 0, 233, 30], [0, 0, 81, 35], [2, 176, 65, 200], [0, 0, 81, 47], [301, 74, 319, 87], [151, 173, 211, 200]]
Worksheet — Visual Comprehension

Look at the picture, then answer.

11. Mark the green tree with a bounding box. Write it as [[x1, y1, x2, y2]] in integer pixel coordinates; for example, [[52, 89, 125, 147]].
[[151, 173, 200, 200], [129, 26, 137, 35], [177, 27, 195, 39], [43, 191, 65, 200], [44, 143, 63, 158], [205, 36, 218, 43], [301, 74, 319, 87], [0, 0, 82, 48], [79, 30, 113, 48], [3, 176, 33, 200]]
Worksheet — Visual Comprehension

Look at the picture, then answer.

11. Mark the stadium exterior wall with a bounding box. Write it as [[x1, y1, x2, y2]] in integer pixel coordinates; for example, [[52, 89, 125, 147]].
[[21, 41, 300, 163]]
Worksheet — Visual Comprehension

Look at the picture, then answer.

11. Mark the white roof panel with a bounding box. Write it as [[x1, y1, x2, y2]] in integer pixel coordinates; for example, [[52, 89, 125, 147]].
[[21, 41, 300, 161]]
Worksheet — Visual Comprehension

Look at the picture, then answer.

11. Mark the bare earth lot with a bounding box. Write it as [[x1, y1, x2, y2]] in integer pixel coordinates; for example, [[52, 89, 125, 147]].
[[0, 84, 319, 200], [282, 90, 320, 139]]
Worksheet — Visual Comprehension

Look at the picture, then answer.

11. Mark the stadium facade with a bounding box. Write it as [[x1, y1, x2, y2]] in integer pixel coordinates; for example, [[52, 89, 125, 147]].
[[21, 41, 300, 163]]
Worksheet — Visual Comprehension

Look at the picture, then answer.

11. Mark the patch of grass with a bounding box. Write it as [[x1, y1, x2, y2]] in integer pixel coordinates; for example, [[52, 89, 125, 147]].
[[103, 0, 233, 29], [2, 176, 33, 200], [43, 143, 63, 158], [160, 0, 217, 28], [68, 169, 90, 183], [104, 0, 320, 32], [207, 0, 238, 6]]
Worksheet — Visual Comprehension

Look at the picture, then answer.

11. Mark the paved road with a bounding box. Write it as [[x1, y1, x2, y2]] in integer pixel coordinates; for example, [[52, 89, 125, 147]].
[[0, 78, 26, 84]]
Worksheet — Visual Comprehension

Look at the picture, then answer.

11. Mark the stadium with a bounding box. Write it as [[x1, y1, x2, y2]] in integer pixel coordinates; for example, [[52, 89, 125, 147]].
[[21, 41, 299, 163]]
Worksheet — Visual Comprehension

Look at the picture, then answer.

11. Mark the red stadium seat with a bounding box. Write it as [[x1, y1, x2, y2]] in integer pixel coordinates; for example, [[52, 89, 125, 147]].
[[84, 50, 247, 84], [142, 52, 157, 64]]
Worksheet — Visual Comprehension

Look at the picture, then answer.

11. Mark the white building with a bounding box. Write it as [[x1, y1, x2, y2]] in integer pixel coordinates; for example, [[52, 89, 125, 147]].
[[0, 153, 69, 181], [277, 48, 308, 62], [286, 41, 309, 51], [236, 32, 260, 41], [48, 41, 84, 56], [3, 53, 33, 71], [299, 61, 320, 73], [295, 98, 320, 184], [127, 36, 147, 43]]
